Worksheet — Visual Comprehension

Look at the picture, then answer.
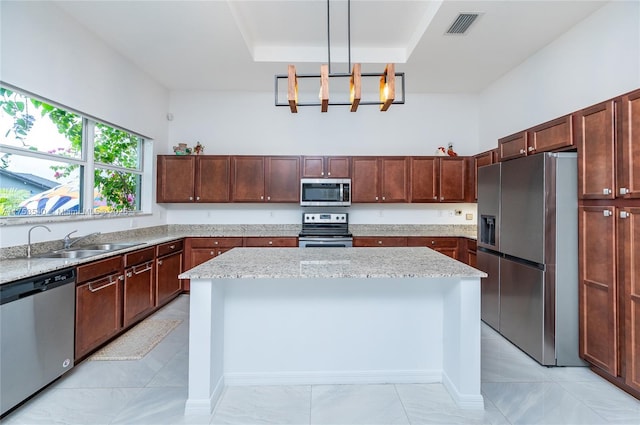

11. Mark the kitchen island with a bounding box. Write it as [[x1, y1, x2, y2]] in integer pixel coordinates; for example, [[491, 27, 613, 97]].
[[179, 247, 486, 415]]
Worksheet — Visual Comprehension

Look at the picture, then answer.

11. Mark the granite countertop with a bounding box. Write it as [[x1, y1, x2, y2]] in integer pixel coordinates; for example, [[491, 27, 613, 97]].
[[0, 224, 478, 284], [180, 247, 486, 280]]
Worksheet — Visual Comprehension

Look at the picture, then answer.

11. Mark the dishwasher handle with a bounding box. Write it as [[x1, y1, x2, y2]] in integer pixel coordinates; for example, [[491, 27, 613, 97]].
[[1, 268, 76, 305]]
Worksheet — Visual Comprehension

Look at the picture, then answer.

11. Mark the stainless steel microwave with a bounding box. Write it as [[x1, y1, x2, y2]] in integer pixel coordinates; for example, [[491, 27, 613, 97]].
[[300, 178, 351, 206]]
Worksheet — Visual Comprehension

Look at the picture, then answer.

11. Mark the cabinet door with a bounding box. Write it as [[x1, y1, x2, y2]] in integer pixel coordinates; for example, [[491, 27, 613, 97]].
[[196, 156, 230, 202], [499, 131, 528, 161], [620, 207, 640, 392], [301, 156, 325, 177], [352, 157, 380, 202], [123, 261, 154, 327], [407, 237, 460, 260], [156, 252, 183, 307], [266, 156, 300, 202], [75, 272, 123, 359], [232, 156, 265, 202], [380, 157, 409, 202], [528, 114, 574, 154], [326, 156, 350, 177], [466, 239, 477, 267], [619, 89, 640, 199], [439, 157, 466, 202], [474, 150, 496, 200], [577, 100, 616, 200], [579, 205, 618, 375], [353, 237, 408, 247], [410, 157, 438, 202], [157, 156, 196, 202]]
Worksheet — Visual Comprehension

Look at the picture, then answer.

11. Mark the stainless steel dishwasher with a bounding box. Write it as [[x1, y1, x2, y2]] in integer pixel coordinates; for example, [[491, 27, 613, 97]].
[[1, 268, 76, 416]]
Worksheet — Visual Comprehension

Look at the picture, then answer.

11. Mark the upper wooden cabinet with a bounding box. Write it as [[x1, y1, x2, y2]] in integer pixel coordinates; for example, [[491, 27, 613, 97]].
[[619, 89, 640, 199], [499, 115, 574, 161], [351, 157, 409, 203], [410, 157, 467, 203], [577, 89, 640, 200], [231, 156, 300, 202], [473, 149, 498, 200], [157, 155, 230, 203], [301, 156, 350, 178]]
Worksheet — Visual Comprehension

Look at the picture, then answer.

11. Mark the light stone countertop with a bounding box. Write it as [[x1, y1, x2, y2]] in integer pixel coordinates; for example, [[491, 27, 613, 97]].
[[1, 224, 477, 284], [180, 247, 486, 280]]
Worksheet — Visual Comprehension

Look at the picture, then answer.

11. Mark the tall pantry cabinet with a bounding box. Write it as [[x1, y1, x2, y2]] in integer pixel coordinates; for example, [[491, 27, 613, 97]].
[[577, 88, 640, 397]]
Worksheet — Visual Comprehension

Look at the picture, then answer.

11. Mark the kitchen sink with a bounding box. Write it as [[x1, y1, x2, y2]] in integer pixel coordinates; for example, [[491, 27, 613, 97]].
[[36, 249, 107, 259], [34, 242, 144, 259], [77, 243, 143, 251]]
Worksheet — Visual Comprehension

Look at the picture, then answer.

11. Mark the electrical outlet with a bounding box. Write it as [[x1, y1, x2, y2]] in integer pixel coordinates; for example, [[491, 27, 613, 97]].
[[466, 213, 474, 221]]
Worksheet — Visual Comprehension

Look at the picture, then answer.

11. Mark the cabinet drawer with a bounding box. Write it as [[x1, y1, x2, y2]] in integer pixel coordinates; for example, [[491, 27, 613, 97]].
[[156, 240, 184, 257], [188, 237, 243, 248], [124, 247, 155, 267], [244, 237, 298, 247], [76, 256, 122, 283], [407, 237, 459, 248], [353, 237, 408, 247]]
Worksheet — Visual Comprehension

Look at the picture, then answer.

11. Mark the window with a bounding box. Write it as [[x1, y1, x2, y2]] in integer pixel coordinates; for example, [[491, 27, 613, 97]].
[[0, 86, 145, 217]]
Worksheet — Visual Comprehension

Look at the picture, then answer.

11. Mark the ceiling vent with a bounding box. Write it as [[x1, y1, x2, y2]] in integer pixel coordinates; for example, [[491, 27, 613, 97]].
[[446, 13, 480, 35]]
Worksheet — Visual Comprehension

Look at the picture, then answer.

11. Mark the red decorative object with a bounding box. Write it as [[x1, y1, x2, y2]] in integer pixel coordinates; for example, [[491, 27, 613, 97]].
[[447, 143, 458, 157]]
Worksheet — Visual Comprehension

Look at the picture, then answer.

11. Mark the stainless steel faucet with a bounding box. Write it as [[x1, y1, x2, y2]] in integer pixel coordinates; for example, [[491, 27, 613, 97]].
[[27, 225, 51, 258], [63, 231, 101, 249]]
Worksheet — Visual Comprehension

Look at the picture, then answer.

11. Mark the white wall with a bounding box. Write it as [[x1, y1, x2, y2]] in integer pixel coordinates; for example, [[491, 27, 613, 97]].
[[0, 1, 169, 247], [478, 1, 640, 150]]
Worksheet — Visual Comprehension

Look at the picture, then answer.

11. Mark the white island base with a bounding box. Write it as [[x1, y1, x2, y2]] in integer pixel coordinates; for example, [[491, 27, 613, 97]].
[[180, 248, 485, 415]]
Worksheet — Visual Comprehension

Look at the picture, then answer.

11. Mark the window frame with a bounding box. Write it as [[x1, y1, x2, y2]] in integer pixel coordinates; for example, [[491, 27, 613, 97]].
[[0, 84, 151, 222]]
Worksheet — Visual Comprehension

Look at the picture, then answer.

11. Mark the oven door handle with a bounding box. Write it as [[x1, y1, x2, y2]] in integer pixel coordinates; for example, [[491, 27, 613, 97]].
[[303, 243, 350, 248]]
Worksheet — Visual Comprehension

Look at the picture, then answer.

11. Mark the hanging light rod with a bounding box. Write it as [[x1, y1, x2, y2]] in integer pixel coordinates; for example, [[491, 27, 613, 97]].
[[274, 0, 406, 113]]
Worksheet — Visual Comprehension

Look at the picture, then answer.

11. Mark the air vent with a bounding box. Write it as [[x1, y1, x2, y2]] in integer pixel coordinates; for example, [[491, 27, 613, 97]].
[[446, 13, 479, 35]]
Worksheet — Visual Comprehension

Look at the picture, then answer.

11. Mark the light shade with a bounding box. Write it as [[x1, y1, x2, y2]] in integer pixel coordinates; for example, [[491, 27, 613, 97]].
[[288, 65, 298, 113], [380, 64, 395, 112], [320, 64, 329, 112], [350, 63, 361, 112]]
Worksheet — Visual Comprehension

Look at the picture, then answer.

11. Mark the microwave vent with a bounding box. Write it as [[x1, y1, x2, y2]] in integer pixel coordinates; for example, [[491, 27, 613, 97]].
[[446, 13, 480, 35]]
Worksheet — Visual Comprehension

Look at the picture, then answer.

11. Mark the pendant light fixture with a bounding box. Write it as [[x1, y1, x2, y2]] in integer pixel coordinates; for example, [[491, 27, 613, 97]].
[[275, 0, 405, 113]]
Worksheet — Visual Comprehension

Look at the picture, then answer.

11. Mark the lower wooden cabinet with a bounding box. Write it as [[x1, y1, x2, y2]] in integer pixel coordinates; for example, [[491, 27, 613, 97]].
[[407, 237, 460, 260], [579, 204, 640, 398], [122, 247, 155, 328], [156, 240, 184, 307], [184, 237, 244, 291], [75, 256, 123, 359], [466, 238, 477, 267]]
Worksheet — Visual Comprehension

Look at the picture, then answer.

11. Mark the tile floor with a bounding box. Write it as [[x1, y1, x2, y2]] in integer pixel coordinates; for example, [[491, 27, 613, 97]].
[[2, 294, 639, 425]]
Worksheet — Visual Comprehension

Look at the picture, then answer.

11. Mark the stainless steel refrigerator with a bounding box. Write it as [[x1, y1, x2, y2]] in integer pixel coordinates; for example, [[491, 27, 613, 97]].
[[477, 152, 584, 366]]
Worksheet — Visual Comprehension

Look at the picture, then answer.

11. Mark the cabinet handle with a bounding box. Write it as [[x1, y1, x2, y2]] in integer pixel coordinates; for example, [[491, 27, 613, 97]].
[[267, 196, 271, 201], [527, 146, 535, 152], [382, 196, 386, 201], [214, 241, 218, 245], [440, 197, 444, 201], [603, 210, 612, 217], [133, 263, 152, 275], [88, 273, 122, 293], [196, 196, 200, 201], [433, 196, 437, 200], [620, 187, 629, 195], [158, 260, 163, 266], [375, 196, 379, 201], [126, 272, 132, 278], [519, 149, 526, 154], [321, 171, 325, 176], [378, 240, 382, 244], [189, 196, 193, 201], [603, 188, 612, 195], [170, 245, 175, 249], [327, 172, 331, 176], [210, 251, 215, 255], [620, 211, 630, 219], [431, 241, 435, 245], [268, 241, 273, 245]]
